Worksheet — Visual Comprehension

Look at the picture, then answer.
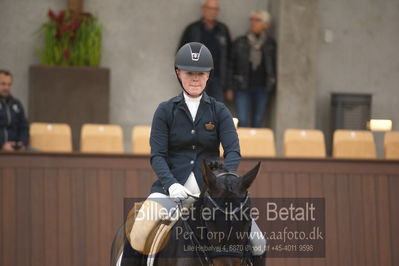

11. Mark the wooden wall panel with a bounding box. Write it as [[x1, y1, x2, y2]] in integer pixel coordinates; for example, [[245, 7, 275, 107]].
[[0, 169, 3, 265], [389, 176, 399, 266], [0, 152, 399, 266], [322, 174, 338, 266], [30, 168, 44, 266], [16, 168, 31, 266], [2, 168, 17, 266], [376, 175, 392, 266]]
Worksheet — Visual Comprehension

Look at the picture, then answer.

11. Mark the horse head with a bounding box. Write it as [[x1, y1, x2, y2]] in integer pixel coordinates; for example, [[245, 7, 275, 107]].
[[198, 160, 261, 265]]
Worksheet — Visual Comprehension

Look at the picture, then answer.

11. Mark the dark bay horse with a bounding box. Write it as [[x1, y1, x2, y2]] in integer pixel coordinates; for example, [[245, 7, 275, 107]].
[[111, 161, 264, 266]]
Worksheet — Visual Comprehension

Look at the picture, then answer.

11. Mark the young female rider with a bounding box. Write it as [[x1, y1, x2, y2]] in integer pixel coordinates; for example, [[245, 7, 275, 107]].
[[123, 42, 265, 265]]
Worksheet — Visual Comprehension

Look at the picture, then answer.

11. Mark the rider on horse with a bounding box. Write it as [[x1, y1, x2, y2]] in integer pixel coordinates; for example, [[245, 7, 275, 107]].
[[123, 42, 266, 265]]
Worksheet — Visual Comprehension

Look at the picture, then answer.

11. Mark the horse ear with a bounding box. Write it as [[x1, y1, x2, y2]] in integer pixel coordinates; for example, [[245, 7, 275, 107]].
[[201, 160, 217, 188], [240, 161, 261, 192]]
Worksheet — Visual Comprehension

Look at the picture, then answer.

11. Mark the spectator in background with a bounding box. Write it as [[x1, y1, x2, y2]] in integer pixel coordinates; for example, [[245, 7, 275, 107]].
[[0, 70, 29, 151], [229, 10, 277, 128], [178, 0, 231, 102]]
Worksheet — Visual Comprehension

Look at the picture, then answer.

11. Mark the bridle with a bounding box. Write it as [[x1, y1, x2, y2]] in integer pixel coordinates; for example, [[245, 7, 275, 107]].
[[178, 172, 254, 266]]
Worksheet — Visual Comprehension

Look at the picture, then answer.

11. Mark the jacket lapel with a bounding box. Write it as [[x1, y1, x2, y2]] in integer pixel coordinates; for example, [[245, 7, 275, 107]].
[[173, 92, 212, 125], [194, 92, 211, 126], [174, 93, 194, 123], [194, 102, 206, 126]]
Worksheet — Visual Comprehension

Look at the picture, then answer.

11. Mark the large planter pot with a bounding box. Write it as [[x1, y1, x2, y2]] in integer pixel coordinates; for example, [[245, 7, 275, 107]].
[[29, 65, 110, 151]]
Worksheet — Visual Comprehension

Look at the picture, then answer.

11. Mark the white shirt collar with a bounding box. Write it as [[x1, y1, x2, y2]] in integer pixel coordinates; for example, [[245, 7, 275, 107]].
[[183, 92, 202, 121], [183, 92, 202, 103]]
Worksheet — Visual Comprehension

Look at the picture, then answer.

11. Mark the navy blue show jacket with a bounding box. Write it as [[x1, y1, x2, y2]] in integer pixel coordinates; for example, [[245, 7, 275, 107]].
[[149, 92, 241, 194]]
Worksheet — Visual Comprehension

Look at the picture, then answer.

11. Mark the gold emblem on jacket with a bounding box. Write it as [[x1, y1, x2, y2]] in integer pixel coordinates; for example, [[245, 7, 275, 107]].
[[204, 122, 215, 131]]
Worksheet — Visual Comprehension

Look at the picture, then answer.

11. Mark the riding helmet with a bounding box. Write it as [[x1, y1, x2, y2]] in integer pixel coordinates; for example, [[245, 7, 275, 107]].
[[175, 42, 214, 72]]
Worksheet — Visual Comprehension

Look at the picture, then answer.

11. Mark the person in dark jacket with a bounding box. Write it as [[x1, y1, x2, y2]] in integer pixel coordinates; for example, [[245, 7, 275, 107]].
[[123, 43, 265, 265], [178, 0, 231, 102], [229, 10, 277, 128], [0, 70, 29, 151]]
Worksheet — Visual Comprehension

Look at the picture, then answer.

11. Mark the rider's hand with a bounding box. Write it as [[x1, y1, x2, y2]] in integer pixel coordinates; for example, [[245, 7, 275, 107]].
[[2, 141, 16, 151], [168, 183, 190, 202]]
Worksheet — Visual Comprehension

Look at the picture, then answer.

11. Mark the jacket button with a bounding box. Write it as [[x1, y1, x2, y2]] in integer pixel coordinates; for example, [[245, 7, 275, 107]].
[[190, 160, 194, 165], [191, 129, 196, 134], [192, 145, 196, 150]]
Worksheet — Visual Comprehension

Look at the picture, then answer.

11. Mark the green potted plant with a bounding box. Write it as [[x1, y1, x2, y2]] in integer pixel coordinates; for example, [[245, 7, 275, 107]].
[[29, 6, 110, 151], [38, 9, 102, 67]]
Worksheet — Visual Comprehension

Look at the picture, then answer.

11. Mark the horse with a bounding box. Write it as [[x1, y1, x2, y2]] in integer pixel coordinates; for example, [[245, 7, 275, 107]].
[[111, 160, 265, 266]]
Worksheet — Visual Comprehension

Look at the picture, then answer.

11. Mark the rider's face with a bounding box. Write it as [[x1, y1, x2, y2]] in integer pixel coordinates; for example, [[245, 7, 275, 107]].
[[0, 74, 12, 98], [176, 70, 210, 98], [249, 14, 267, 35]]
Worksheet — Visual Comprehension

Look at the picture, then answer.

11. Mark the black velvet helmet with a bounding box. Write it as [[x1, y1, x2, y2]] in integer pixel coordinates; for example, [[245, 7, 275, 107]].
[[175, 42, 214, 72]]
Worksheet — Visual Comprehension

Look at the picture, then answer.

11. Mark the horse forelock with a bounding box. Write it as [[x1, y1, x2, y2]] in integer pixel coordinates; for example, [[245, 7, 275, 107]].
[[207, 160, 229, 173], [205, 161, 243, 196]]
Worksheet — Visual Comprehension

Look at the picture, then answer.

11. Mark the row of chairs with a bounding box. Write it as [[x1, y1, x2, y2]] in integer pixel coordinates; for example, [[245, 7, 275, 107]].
[[29, 122, 399, 159], [224, 128, 399, 159]]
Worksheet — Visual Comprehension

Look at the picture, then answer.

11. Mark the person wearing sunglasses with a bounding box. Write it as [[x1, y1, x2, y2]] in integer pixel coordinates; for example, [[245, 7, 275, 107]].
[[229, 10, 277, 128]]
